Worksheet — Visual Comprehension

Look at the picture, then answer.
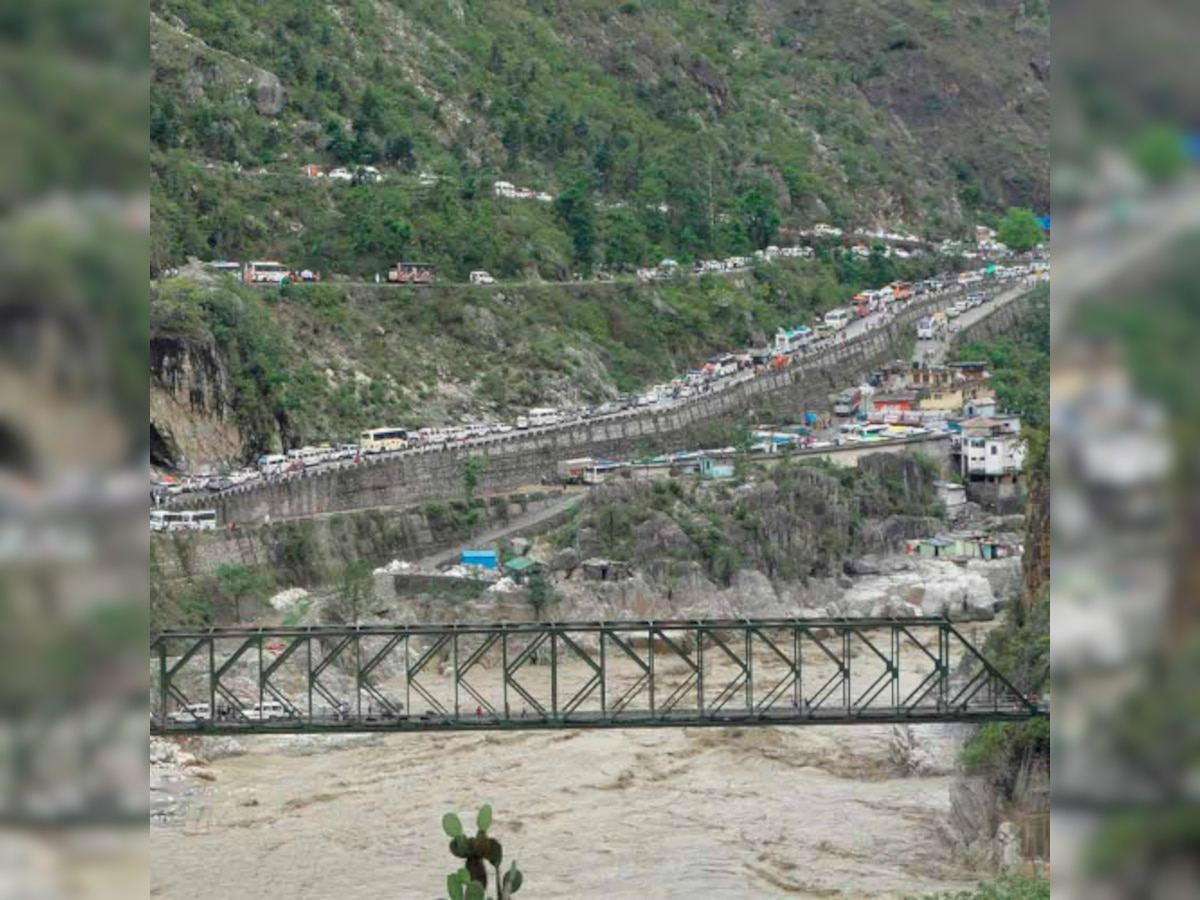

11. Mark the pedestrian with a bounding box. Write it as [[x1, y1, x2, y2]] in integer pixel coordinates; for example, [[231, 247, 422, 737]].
[[475, 705, 484, 721]]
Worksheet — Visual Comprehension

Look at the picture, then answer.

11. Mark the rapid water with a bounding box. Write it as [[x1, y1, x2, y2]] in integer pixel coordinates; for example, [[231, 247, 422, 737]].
[[150, 724, 982, 899]]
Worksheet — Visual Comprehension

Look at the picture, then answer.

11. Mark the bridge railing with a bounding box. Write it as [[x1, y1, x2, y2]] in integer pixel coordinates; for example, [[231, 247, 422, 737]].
[[151, 616, 1042, 734]]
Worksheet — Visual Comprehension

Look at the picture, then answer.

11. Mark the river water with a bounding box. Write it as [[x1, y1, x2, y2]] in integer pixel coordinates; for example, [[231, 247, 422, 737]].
[[150, 723, 983, 899]]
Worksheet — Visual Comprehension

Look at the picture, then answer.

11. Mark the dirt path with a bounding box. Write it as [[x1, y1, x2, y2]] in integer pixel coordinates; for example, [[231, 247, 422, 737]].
[[419, 490, 585, 569]]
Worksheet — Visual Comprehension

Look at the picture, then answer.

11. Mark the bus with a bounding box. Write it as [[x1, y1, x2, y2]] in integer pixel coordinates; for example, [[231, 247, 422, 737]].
[[176, 510, 218, 532], [387, 262, 437, 284], [244, 261, 291, 284], [150, 510, 186, 532], [824, 308, 853, 331], [360, 428, 409, 453], [527, 408, 560, 427]]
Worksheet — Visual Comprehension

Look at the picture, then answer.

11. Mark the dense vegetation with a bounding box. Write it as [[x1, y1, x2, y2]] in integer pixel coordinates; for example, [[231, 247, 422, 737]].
[[954, 286, 1050, 782], [150, 0, 1048, 276], [954, 283, 1049, 431]]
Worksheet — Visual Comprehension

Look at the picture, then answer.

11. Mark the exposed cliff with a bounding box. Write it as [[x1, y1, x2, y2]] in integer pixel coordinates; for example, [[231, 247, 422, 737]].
[[150, 333, 242, 470]]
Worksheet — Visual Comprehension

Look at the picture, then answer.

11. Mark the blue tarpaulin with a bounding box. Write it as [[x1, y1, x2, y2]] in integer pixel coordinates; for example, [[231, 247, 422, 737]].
[[1037, 216, 1050, 231], [461, 550, 498, 570]]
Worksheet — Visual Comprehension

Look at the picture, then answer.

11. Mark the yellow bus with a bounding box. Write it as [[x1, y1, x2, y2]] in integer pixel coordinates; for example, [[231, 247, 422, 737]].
[[360, 427, 409, 453]]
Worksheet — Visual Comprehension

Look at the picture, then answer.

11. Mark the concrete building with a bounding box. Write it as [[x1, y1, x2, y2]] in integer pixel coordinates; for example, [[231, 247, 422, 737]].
[[963, 392, 997, 418], [957, 416, 1026, 511]]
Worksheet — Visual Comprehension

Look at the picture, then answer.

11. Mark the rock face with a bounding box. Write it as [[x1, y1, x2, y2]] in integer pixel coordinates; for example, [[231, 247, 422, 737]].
[[950, 775, 1000, 867], [150, 334, 244, 469], [255, 69, 286, 115]]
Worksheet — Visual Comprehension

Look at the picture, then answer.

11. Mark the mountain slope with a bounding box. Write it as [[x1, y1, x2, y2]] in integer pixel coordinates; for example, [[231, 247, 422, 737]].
[[150, 0, 1049, 276]]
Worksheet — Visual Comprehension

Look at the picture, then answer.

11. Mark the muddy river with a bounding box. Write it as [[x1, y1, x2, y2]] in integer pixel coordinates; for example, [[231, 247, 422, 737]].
[[150, 721, 984, 899]]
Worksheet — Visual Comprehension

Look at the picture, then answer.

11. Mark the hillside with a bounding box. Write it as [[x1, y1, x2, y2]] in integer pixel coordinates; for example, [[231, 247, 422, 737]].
[[150, 0, 1049, 277], [150, 253, 942, 468]]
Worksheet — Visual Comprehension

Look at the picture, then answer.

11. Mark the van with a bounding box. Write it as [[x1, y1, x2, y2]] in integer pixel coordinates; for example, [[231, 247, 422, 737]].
[[469, 271, 495, 285], [258, 453, 287, 472], [244, 701, 288, 722], [166, 703, 211, 724], [824, 309, 852, 331]]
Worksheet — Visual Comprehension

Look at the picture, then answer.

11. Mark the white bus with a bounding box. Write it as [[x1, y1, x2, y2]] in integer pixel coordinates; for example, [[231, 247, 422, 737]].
[[243, 261, 291, 284], [527, 408, 560, 427], [175, 510, 218, 532], [150, 510, 186, 532], [360, 427, 409, 453], [824, 308, 852, 331]]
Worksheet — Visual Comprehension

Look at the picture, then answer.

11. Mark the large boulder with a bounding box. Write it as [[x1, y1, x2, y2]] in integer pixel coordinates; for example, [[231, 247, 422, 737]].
[[255, 69, 286, 115]]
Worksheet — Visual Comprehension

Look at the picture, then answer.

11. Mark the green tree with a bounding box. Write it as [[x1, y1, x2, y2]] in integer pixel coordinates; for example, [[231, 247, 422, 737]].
[[1131, 124, 1188, 183], [461, 456, 487, 505], [527, 572, 556, 620], [553, 179, 597, 273], [738, 178, 780, 249], [995, 207, 1043, 252], [213, 564, 270, 624]]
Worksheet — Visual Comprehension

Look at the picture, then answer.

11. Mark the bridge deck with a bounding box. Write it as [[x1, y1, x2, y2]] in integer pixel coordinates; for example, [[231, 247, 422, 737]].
[[152, 617, 1045, 735]]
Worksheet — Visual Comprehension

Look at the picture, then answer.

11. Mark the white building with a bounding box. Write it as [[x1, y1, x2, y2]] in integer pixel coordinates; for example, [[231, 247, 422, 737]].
[[963, 392, 997, 419], [959, 416, 1026, 482]]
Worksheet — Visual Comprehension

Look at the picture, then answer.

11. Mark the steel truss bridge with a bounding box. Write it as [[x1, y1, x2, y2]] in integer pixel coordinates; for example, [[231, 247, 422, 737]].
[[151, 617, 1045, 736]]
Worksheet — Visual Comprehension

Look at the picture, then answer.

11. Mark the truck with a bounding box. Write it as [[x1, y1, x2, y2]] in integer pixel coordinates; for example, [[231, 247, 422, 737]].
[[556, 457, 596, 484], [829, 388, 863, 417]]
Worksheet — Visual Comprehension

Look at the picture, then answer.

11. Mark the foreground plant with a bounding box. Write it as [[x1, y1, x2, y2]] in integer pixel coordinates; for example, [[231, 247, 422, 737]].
[[442, 804, 523, 900]]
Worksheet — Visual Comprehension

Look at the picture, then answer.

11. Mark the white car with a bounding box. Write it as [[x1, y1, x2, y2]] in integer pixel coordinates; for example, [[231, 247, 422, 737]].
[[469, 270, 495, 285]]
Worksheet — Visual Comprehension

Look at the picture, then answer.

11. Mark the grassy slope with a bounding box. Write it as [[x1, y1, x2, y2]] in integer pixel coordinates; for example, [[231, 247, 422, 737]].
[[150, 252, 942, 459], [150, 0, 1048, 274]]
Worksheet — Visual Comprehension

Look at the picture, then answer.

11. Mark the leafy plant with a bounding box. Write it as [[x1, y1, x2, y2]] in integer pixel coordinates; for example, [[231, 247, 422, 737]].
[[441, 805, 523, 900], [460, 456, 487, 505]]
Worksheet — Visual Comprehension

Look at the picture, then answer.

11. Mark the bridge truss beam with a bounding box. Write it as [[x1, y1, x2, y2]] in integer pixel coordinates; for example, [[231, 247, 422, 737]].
[[151, 617, 1043, 735]]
